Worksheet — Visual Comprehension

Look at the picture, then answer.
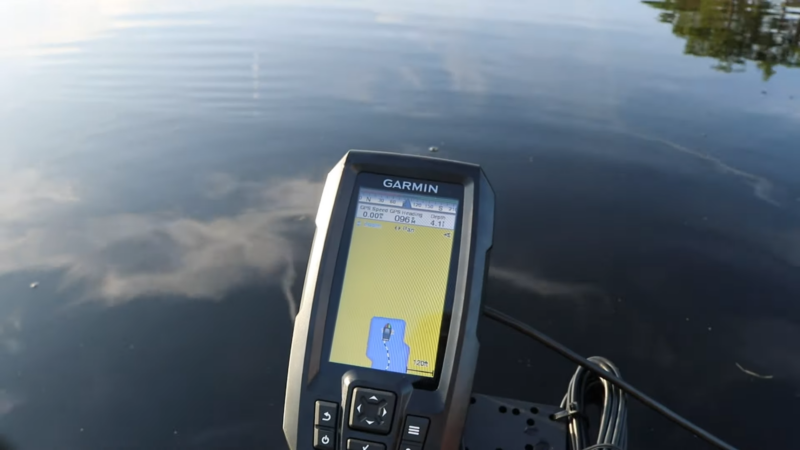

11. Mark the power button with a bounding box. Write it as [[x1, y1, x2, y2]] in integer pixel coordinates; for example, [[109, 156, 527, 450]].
[[314, 427, 335, 450]]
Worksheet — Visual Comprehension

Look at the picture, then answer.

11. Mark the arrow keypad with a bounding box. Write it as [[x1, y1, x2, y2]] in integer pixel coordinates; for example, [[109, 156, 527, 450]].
[[348, 387, 396, 434]]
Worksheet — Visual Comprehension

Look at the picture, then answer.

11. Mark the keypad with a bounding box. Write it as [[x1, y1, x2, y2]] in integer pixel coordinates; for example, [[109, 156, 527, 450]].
[[348, 387, 396, 434]]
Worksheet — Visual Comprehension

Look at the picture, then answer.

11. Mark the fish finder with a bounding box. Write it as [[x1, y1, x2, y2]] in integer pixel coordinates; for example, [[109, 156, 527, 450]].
[[283, 150, 495, 450]]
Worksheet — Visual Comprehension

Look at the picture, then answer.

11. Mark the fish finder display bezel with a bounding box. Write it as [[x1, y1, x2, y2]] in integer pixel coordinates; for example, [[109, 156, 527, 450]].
[[284, 150, 494, 450]]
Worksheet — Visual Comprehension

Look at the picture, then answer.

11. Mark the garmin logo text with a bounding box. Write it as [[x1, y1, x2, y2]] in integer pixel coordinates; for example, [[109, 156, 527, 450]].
[[383, 179, 439, 194]]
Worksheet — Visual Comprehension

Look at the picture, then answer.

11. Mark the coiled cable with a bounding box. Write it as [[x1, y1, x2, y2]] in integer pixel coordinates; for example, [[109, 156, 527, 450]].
[[561, 356, 628, 450]]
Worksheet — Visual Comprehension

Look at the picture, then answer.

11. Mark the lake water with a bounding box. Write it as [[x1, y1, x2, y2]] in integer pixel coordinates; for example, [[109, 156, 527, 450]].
[[1, 0, 799, 449]]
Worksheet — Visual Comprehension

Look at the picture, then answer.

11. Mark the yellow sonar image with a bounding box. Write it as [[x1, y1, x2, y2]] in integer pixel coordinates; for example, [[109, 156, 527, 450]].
[[329, 187, 458, 377]]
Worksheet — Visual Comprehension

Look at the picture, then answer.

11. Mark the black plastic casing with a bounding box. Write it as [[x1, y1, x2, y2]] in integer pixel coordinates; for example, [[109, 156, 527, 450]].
[[283, 150, 495, 450]]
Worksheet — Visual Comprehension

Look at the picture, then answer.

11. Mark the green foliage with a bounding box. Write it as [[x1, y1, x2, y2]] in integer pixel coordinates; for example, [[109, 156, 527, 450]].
[[643, 0, 800, 80]]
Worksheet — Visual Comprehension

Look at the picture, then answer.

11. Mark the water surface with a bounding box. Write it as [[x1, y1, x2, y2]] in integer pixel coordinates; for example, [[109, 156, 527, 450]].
[[1, 0, 799, 449]]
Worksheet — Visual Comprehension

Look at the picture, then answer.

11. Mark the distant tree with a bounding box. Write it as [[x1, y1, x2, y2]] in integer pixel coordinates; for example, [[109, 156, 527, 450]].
[[643, 0, 800, 80]]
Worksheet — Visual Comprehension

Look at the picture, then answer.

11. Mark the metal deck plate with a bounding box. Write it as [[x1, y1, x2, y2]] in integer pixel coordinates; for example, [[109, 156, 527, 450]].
[[462, 394, 567, 450]]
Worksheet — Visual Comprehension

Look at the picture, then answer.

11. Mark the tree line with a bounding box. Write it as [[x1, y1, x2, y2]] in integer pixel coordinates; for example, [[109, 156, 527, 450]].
[[643, 0, 800, 80]]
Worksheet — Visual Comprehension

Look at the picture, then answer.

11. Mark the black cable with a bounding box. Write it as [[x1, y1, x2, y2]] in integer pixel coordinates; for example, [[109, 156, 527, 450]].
[[482, 306, 739, 450]]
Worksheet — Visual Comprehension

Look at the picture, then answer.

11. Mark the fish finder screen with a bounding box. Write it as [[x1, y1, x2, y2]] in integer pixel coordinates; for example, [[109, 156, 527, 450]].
[[329, 185, 459, 378]]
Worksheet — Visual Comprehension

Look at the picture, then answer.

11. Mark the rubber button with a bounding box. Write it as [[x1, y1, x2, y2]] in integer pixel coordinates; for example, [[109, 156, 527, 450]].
[[349, 387, 396, 434], [315, 400, 338, 427], [402, 416, 429, 443], [313, 426, 335, 450], [346, 438, 386, 450], [398, 442, 422, 450]]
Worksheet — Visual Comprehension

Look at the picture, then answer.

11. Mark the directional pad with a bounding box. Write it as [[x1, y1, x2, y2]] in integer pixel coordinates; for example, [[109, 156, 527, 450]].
[[348, 387, 396, 434]]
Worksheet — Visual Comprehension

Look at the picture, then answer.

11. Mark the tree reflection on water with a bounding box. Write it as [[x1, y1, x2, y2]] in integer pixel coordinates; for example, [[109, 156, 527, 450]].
[[643, 0, 800, 80]]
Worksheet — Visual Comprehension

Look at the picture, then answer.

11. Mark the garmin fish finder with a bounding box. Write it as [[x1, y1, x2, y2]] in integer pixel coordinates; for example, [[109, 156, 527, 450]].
[[283, 150, 495, 450]]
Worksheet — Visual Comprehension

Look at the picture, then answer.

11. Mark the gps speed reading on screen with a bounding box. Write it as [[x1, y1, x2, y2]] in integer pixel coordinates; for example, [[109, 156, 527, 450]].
[[329, 187, 459, 377]]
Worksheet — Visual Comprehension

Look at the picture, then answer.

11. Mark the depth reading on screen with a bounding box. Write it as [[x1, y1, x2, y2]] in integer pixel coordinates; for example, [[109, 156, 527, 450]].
[[329, 187, 459, 377]]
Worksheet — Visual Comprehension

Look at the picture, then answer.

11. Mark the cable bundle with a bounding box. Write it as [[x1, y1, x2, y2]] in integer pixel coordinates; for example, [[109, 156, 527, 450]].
[[561, 356, 628, 450]]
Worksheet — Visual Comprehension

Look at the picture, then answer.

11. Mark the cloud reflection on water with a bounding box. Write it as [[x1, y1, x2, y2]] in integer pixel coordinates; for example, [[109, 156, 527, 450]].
[[0, 171, 322, 309], [490, 267, 605, 299]]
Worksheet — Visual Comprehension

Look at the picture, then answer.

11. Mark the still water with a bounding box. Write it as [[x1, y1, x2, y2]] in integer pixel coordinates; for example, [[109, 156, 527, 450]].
[[1, 0, 799, 448]]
